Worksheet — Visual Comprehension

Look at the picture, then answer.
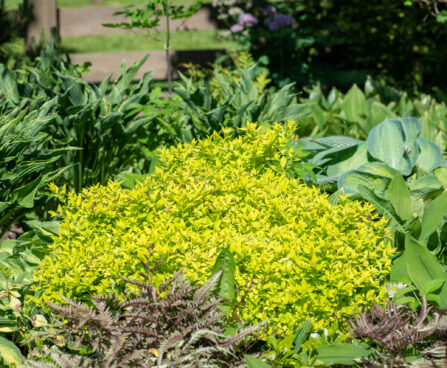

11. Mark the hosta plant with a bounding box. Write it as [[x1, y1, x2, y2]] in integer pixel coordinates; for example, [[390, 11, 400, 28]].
[[0, 42, 157, 236], [32, 122, 393, 338], [299, 80, 447, 149], [26, 246, 260, 368], [301, 116, 444, 196]]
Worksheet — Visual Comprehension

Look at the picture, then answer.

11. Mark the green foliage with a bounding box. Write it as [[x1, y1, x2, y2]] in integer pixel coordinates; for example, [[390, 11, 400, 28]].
[[299, 80, 447, 148], [26, 248, 258, 368], [171, 65, 307, 139], [246, 319, 373, 367], [212, 247, 236, 316], [0, 0, 31, 67], [104, 0, 202, 30], [302, 117, 443, 197], [181, 50, 272, 102], [0, 43, 158, 234], [301, 117, 447, 294], [32, 122, 393, 338], [0, 220, 57, 366]]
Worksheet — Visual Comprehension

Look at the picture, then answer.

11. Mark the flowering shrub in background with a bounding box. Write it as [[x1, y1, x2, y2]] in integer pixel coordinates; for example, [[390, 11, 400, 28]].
[[221, 2, 295, 34], [213, 0, 447, 92], [212, 0, 301, 88]]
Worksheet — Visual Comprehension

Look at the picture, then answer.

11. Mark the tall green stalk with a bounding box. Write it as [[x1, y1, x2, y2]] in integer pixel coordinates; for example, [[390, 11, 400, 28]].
[[164, 0, 172, 93]]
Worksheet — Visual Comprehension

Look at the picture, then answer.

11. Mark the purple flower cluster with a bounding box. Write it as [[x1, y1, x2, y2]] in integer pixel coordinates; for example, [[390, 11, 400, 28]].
[[230, 13, 258, 33], [230, 6, 294, 33], [264, 8, 294, 31]]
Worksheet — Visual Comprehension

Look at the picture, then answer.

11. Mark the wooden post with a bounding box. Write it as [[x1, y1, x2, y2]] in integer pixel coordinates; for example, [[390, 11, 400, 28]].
[[26, 0, 59, 49]]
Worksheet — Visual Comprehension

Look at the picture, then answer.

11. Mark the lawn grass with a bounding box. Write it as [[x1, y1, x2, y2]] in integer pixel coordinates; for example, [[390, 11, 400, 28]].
[[5, 0, 209, 10], [60, 31, 234, 53]]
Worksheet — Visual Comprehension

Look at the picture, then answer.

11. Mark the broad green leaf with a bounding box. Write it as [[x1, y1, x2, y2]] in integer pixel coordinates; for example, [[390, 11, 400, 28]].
[[309, 103, 326, 130], [117, 173, 148, 189], [245, 355, 272, 368], [293, 319, 312, 354], [409, 175, 443, 200], [367, 101, 396, 130], [341, 84, 368, 123], [386, 173, 412, 222], [419, 191, 447, 240], [307, 136, 363, 150], [316, 343, 371, 365], [10, 175, 44, 208], [367, 118, 413, 176], [419, 279, 445, 296], [434, 167, 447, 187], [405, 236, 447, 307], [390, 253, 411, 283], [212, 248, 236, 314], [0, 335, 23, 366], [357, 185, 407, 234], [338, 171, 389, 197], [399, 117, 423, 166], [25, 220, 60, 237], [326, 144, 368, 176], [416, 136, 442, 173], [356, 162, 399, 179], [0, 66, 19, 105]]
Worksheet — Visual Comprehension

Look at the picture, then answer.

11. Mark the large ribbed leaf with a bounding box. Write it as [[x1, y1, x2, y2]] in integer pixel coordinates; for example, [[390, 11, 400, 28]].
[[316, 343, 371, 365], [367, 119, 414, 175], [386, 173, 412, 222], [419, 191, 447, 240], [341, 84, 368, 122], [326, 143, 369, 176], [408, 174, 443, 199], [212, 248, 236, 314], [338, 171, 389, 196], [405, 236, 447, 307], [0, 336, 23, 366], [416, 136, 442, 173], [245, 356, 272, 368], [355, 162, 399, 179], [400, 117, 423, 166]]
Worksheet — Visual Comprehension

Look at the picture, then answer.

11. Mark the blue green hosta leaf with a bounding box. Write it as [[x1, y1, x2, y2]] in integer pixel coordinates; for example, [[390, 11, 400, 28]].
[[367, 118, 416, 176], [338, 171, 389, 196], [416, 136, 442, 173], [326, 144, 368, 176], [408, 175, 443, 200], [399, 117, 423, 166]]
